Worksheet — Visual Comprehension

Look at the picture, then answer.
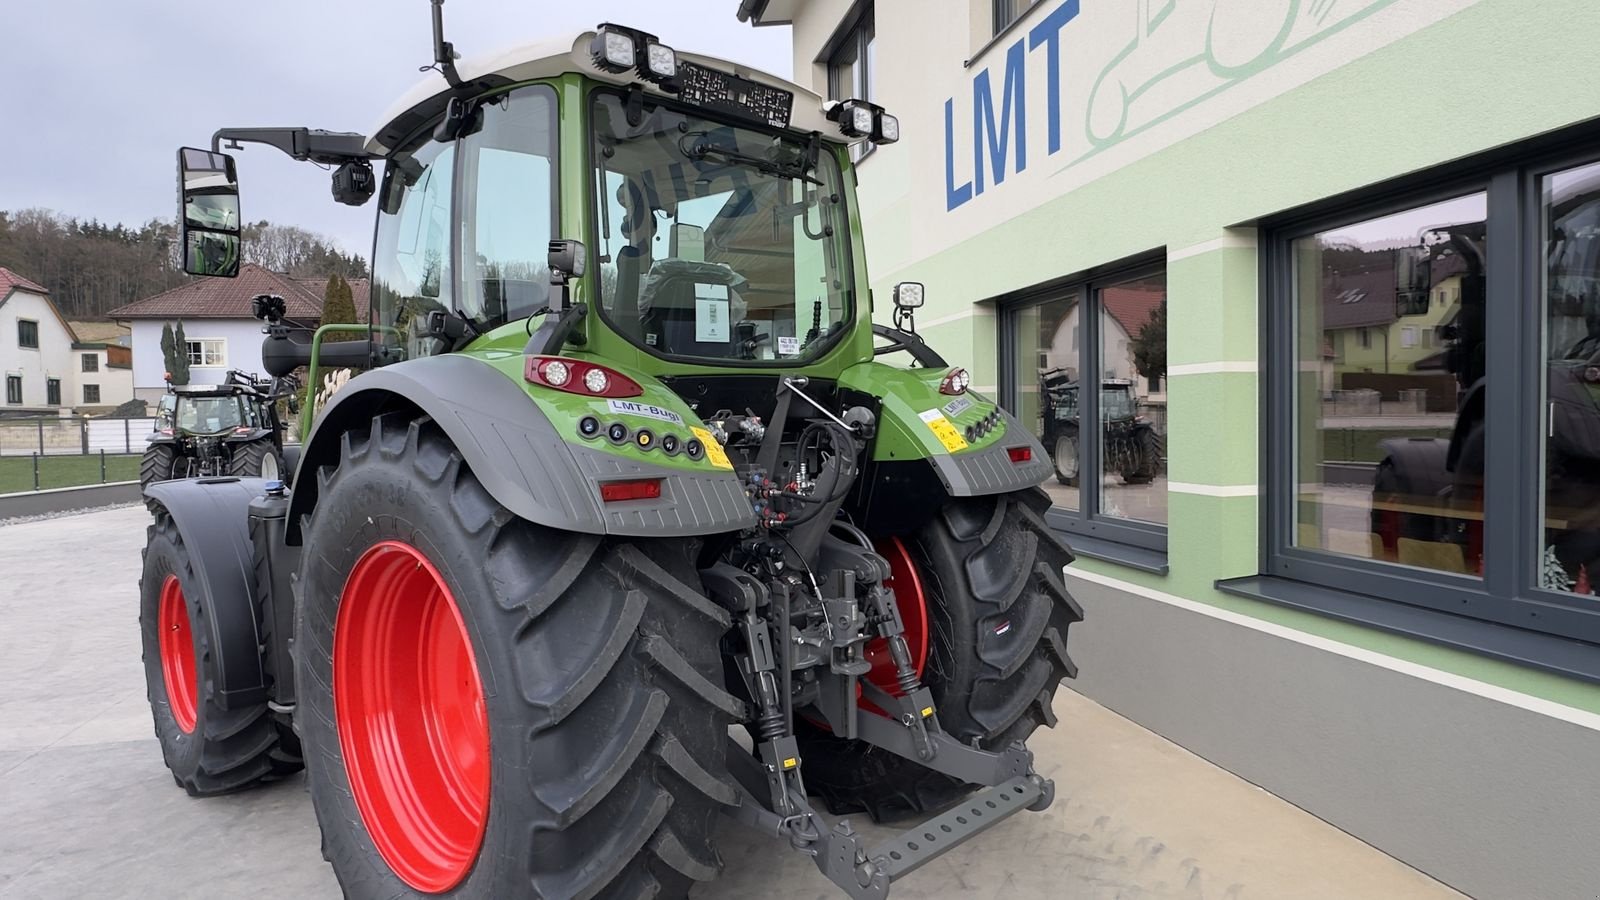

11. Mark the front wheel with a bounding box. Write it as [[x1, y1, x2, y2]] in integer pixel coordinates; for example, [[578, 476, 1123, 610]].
[[796, 488, 1082, 822], [295, 413, 739, 898]]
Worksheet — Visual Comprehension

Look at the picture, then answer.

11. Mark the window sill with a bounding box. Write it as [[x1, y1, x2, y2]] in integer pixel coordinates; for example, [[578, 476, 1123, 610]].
[[1215, 574, 1600, 686], [1057, 531, 1169, 575]]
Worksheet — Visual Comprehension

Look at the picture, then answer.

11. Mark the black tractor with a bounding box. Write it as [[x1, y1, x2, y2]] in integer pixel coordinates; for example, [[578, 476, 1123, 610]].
[[140, 370, 298, 488], [1040, 369, 1162, 486]]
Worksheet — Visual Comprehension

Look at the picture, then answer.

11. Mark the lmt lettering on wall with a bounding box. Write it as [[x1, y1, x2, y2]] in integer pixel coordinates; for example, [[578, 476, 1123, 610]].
[[946, 0, 1080, 211]]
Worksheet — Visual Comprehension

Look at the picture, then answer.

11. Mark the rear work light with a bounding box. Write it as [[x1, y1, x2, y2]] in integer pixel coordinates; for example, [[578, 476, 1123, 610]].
[[525, 356, 643, 398], [1007, 446, 1033, 464], [939, 368, 971, 396], [599, 478, 662, 502]]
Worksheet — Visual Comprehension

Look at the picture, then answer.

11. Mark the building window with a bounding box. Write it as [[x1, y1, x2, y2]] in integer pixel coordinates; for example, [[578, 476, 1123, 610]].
[[185, 339, 226, 367], [991, 0, 1041, 36], [46, 378, 60, 406], [825, 4, 875, 160], [1261, 140, 1600, 658], [81, 353, 98, 372], [17, 319, 39, 349], [5, 376, 20, 404], [1004, 258, 1168, 556], [82, 384, 100, 404]]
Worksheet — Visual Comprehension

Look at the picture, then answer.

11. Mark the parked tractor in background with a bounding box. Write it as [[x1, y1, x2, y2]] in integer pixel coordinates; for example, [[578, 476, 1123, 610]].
[[137, 7, 1081, 899], [1040, 368, 1162, 486], [139, 370, 298, 488]]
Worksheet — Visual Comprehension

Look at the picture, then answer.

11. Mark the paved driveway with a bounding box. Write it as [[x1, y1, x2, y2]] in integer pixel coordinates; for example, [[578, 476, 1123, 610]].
[[0, 507, 1462, 899]]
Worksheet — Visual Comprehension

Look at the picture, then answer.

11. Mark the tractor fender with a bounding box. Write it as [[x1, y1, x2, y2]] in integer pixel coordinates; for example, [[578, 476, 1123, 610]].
[[285, 353, 755, 543], [143, 477, 269, 709], [926, 406, 1054, 496], [224, 428, 274, 443]]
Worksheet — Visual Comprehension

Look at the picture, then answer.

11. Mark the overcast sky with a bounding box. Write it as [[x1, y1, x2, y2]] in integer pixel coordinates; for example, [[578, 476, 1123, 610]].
[[2, 0, 791, 255]]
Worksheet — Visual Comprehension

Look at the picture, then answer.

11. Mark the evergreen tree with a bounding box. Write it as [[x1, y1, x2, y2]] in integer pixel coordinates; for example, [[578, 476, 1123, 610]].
[[321, 274, 362, 341], [170, 320, 191, 385], [1132, 304, 1167, 387], [159, 322, 178, 382]]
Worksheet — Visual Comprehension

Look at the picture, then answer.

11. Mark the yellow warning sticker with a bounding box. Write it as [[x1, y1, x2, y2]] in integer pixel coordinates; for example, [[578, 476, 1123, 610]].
[[918, 409, 968, 453], [690, 427, 734, 470]]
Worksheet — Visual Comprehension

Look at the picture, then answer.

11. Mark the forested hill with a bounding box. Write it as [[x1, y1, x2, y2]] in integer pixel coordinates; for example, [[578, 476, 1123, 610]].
[[0, 208, 368, 319]]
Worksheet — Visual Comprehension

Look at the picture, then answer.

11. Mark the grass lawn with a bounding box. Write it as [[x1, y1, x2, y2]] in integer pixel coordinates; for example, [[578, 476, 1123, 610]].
[[0, 454, 142, 493]]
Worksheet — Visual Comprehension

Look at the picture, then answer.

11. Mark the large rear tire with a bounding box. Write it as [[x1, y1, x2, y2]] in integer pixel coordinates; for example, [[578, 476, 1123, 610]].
[[797, 488, 1082, 822], [140, 443, 177, 490], [227, 438, 281, 481], [294, 413, 740, 898], [139, 510, 303, 795]]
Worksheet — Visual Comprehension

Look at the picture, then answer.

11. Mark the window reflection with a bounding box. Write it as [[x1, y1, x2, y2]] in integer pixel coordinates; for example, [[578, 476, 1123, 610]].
[[1098, 275, 1167, 524], [1540, 162, 1600, 596], [1293, 194, 1488, 576], [1014, 293, 1081, 511]]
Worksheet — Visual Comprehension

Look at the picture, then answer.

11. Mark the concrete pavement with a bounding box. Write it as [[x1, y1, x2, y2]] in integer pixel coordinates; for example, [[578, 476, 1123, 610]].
[[0, 506, 1464, 899]]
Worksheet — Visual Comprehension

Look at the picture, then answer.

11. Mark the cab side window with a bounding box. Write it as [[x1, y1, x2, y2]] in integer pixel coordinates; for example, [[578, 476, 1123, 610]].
[[373, 138, 455, 361], [459, 85, 559, 323]]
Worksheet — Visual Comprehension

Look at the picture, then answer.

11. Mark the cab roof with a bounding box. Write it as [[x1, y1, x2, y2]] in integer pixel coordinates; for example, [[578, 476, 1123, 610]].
[[368, 30, 846, 157]]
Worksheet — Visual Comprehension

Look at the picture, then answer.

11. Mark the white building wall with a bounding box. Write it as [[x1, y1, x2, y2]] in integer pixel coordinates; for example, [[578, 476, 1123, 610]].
[[70, 346, 135, 408], [1, 290, 75, 413], [130, 318, 268, 402]]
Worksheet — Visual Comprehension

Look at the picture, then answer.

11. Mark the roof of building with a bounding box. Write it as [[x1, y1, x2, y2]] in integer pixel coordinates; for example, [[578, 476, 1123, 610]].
[[1321, 268, 1398, 330], [0, 267, 49, 296], [67, 321, 131, 344], [108, 264, 324, 320], [1101, 286, 1165, 339], [292, 276, 372, 324]]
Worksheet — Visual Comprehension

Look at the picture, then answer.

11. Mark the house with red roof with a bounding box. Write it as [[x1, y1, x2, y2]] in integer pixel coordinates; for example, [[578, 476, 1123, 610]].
[[1, 267, 135, 415], [108, 264, 363, 403]]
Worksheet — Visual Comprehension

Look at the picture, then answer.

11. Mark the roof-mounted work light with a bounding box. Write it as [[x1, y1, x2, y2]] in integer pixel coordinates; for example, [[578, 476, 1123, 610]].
[[826, 99, 899, 144], [592, 23, 678, 86]]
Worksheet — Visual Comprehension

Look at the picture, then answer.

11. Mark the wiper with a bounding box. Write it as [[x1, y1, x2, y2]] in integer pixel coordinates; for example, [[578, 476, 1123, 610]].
[[680, 134, 823, 186]]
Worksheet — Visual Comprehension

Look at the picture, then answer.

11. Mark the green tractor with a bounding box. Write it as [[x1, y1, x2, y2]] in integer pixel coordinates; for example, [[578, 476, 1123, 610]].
[[139, 7, 1081, 898], [1039, 370, 1162, 486]]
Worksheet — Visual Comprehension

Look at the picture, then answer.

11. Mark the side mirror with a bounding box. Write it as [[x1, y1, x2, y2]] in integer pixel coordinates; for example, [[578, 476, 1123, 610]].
[[177, 147, 242, 277]]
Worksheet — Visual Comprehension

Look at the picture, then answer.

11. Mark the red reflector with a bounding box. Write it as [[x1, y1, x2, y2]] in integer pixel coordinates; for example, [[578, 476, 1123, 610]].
[[599, 479, 663, 502], [1006, 446, 1032, 463]]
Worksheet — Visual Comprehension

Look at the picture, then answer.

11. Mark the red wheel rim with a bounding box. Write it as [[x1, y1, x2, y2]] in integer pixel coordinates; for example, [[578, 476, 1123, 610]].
[[334, 541, 490, 894], [864, 537, 931, 706], [158, 574, 199, 734]]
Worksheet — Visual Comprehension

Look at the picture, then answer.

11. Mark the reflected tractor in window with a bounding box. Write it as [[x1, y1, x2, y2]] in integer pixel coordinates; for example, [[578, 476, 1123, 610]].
[[133, 7, 1082, 900], [1040, 369, 1163, 486], [139, 369, 298, 489]]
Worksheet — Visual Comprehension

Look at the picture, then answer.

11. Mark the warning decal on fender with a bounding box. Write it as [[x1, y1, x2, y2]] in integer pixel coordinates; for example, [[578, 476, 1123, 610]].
[[918, 408, 969, 453]]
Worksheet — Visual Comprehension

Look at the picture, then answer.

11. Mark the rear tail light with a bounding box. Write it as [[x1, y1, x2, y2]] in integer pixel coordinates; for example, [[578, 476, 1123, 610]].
[[525, 356, 643, 398], [939, 368, 971, 395], [1006, 446, 1032, 464], [599, 478, 662, 502]]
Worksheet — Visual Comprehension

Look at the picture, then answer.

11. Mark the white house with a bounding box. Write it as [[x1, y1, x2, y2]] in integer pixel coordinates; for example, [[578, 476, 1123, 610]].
[[109, 264, 350, 403], [0, 267, 134, 415], [66, 321, 136, 411]]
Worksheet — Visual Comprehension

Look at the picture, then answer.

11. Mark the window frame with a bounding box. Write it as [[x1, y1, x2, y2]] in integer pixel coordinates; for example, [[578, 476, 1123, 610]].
[[822, 2, 876, 162], [998, 252, 1169, 562], [46, 378, 60, 406], [184, 338, 227, 368], [82, 353, 98, 372], [81, 383, 99, 404], [1255, 146, 1600, 652], [17, 319, 39, 349], [5, 375, 21, 404]]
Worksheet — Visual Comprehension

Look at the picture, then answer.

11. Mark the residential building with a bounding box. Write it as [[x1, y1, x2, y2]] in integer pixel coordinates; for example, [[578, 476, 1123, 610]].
[[739, 1, 1600, 897], [108, 264, 349, 403], [0, 267, 134, 415]]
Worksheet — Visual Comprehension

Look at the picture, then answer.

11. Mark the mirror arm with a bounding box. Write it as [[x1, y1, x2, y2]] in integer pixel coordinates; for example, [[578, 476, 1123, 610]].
[[212, 128, 374, 165]]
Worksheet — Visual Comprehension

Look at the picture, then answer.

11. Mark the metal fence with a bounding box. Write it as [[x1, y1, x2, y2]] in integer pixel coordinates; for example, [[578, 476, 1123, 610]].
[[0, 417, 158, 457]]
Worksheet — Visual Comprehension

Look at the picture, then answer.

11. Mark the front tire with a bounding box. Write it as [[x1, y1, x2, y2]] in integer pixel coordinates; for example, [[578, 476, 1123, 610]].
[[139, 511, 302, 795], [797, 488, 1082, 821], [295, 413, 740, 898]]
